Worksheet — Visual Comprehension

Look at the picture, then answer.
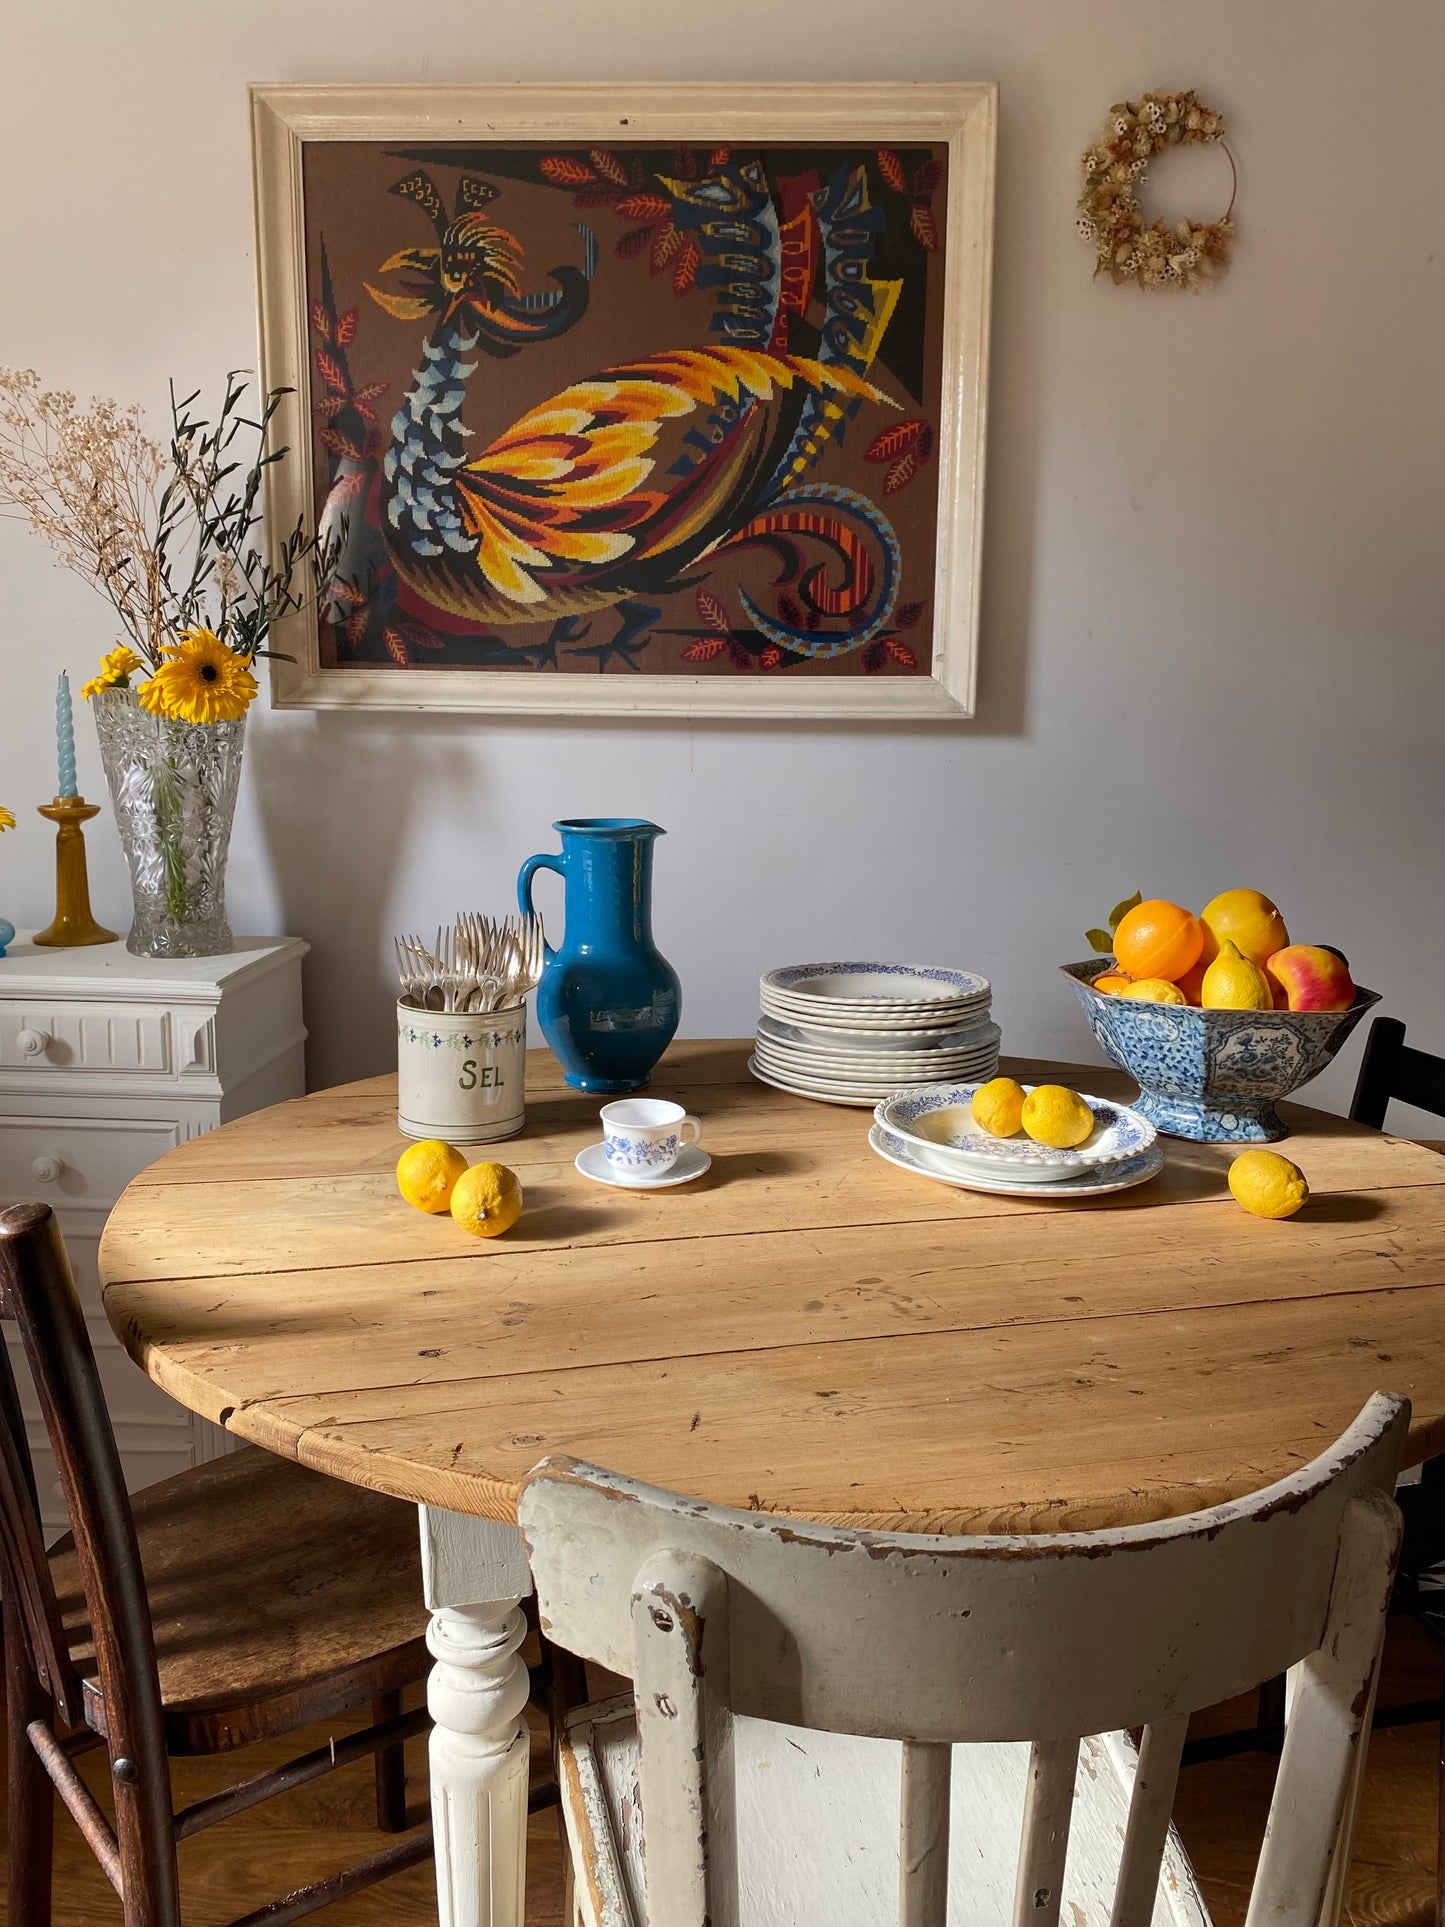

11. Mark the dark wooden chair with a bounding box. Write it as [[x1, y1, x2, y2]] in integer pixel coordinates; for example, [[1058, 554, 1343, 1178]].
[[0, 1199, 442, 1926], [1351, 1017, 1445, 1926], [1351, 1013, 1445, 1139]]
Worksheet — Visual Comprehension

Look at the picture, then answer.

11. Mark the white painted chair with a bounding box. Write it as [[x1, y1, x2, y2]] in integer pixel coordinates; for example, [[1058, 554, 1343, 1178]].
[[518, 1394, 1409, 1927]]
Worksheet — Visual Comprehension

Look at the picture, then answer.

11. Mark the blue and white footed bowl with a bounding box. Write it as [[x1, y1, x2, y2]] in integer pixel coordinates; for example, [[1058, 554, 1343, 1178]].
[[1061, 960, 1382, 1143]]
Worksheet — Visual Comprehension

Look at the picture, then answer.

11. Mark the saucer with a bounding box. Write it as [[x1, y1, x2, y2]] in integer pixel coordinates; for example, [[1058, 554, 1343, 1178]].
[[575, 1141, 711, 1189]]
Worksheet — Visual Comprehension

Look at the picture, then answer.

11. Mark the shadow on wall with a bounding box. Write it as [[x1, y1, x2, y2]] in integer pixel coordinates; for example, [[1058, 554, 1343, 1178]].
[[247, 711, 477, 1090]]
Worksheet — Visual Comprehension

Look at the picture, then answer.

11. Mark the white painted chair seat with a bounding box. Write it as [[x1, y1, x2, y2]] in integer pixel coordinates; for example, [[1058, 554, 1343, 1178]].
[[561, 1697, 1210, 1927]]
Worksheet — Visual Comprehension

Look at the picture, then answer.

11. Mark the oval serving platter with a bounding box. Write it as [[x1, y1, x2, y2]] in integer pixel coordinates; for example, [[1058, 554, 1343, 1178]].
[[876, 1083, 1157, 1184]]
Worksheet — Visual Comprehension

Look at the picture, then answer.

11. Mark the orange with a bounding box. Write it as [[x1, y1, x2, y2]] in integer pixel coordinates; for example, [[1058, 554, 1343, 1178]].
[[1111, 900, 1203, 984], [1198, 889, 1289, 970], [1091, 972, 1132, 996]]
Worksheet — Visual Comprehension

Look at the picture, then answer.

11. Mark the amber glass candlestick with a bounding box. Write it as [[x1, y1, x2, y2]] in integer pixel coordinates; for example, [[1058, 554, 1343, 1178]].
[[33, 796, 117, 947]]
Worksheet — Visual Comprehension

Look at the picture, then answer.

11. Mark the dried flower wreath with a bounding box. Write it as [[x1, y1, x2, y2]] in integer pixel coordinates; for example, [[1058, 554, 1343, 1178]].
[[1078, 90, 1235, 291]]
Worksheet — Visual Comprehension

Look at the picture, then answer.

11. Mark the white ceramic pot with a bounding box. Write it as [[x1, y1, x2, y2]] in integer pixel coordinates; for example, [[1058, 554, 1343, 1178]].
[[397, 1002, 527, 1143]]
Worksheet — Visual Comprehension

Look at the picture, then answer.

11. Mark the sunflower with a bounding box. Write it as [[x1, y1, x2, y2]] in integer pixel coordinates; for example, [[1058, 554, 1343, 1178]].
[[0, 805, 15, 832], [81, 644, 144, 700], [137, 629, 257, 724]]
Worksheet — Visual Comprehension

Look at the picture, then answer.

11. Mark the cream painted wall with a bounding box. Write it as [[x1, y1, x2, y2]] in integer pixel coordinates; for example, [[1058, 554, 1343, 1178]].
[[2, 1, 1441, 1123]]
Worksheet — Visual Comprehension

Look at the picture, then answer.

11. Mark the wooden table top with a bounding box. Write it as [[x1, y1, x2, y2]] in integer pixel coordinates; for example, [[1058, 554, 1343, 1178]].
[[98, 1040, 1445, 1535]]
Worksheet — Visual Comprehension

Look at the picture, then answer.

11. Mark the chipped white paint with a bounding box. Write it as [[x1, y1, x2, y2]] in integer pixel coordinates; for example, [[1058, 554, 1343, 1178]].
[[420, 1508, 534, 1927], [521, 1394, 1408, 1927]]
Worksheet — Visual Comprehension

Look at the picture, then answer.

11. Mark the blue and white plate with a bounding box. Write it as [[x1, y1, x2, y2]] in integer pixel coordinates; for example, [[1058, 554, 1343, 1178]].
[[869, 1124, 1165, 1200], [757, 1013, 1001, 1058], [761, 962, 991, 1012], [876, 1083, 1157, 1184]]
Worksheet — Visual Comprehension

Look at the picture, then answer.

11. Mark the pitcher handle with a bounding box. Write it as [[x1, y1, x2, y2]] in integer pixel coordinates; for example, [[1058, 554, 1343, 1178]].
[[518, 853, 564, 964]]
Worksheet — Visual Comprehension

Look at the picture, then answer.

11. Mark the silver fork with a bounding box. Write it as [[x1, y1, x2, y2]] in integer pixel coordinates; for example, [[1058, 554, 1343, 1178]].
[[494, 914, 544, 1010], [398, 933, 445, 1011], [454, 913, 505, 1013]]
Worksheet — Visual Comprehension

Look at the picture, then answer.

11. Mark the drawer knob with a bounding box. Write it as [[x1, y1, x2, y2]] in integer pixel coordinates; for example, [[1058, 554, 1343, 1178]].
[[16, 1028, 50, 1058], [30, 1154, 66, 1184]]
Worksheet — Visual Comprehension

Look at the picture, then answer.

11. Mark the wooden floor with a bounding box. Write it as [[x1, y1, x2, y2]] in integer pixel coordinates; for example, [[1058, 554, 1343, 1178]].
[[0, 1622, 1436, 1925]]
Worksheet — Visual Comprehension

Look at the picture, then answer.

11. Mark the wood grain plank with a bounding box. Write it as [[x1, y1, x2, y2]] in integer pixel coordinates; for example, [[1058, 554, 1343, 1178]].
[[103, 1176, 1445, 1434], [98, 1048, 1445, 1536], [100, 1123, 1445, 1285], [130, 1284, 1445, 1533]]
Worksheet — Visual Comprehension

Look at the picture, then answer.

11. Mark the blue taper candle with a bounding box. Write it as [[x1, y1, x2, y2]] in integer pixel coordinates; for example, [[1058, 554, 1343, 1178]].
[[56, 671, 78, 798]]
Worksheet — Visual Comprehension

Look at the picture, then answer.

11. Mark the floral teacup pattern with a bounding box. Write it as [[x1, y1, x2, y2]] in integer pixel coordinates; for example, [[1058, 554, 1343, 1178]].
[[604, 1130, 681, 1171], [599, 1097, 702, 1178]]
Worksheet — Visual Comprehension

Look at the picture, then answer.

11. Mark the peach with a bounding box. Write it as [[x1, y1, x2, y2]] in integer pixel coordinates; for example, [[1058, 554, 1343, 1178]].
[[1263, 944, 1356, 1013]]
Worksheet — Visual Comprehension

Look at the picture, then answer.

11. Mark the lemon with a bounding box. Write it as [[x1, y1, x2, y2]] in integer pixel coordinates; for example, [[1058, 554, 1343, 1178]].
[[397, 1139, 469, 1214], [1021, 1085, 1095, 1149], [971, 1076, 1026, 1138], [450, 1161, 524, 1238], [1199, 889, 1289, 970], [1120, 978, 1187, 1005], [1201, 938, 1273, 1011], [1228, 1149, 1309, 1219]]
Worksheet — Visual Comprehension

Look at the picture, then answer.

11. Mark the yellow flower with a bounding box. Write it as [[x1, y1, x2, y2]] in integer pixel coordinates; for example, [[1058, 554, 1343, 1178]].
[[136, 628, 257, 724], [81, 644, 144, 700], [0, 805, 15, 832]]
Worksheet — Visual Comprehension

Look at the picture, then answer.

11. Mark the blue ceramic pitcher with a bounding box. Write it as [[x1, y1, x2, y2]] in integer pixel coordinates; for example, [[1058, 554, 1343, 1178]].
[[518, 819, 681, 1092]]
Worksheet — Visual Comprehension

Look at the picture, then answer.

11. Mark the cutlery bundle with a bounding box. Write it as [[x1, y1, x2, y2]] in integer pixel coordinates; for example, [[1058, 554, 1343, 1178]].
[[394, 913, 544, 1014]]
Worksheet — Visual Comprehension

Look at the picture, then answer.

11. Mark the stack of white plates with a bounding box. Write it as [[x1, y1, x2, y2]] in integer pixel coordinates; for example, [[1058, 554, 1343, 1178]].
[[870, 1082, 1163, 1198], [750, 962, 999, 1106]]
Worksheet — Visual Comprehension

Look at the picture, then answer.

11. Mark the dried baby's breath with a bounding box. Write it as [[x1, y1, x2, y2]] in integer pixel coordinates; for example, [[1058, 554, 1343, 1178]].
[[0, 370, 334, 672], [1077, 90, 1235, 292]]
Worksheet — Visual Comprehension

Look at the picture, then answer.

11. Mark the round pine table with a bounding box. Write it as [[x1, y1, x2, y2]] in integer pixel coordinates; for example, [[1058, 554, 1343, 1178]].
[[99, 1040, 1445, 1927]]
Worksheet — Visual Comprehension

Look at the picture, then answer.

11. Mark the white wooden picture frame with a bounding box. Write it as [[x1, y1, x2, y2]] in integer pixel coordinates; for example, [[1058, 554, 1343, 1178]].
[[250, 82, 996, 719]]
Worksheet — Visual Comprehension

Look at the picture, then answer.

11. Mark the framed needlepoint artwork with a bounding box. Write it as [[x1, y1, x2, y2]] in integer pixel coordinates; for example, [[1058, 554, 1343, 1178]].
[[250, 83, 995, 718]]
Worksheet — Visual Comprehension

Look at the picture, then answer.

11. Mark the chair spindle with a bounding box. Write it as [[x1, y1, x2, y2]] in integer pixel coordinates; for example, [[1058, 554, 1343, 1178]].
[[1108, 1713, 1189, 1927], [899, 1738, 952, 1927], [1012, 1735, 1079, 1927]]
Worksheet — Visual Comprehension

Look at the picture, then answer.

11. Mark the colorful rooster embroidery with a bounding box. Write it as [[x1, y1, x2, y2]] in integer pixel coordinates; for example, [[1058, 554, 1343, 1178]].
[[322, 156, 918, 668]]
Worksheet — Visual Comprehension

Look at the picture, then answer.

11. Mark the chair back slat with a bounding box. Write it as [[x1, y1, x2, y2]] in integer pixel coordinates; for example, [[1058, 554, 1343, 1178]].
[[0, 1203, 181, 1922], [1394, 1044, 1445, 1119], [1011, 1735, 1077, 1927], [1245, 1489, 1400, 1927], [1107, 1713, 1188, 1927], [631, 1550, 728, 1927], [899, 1739, 951, 1927], [1351, 1015, 1445, 1129], [0, 1298, 82, 1723], [524, 1395, 1406, 1743], [523, 1393, 1407, 1927]]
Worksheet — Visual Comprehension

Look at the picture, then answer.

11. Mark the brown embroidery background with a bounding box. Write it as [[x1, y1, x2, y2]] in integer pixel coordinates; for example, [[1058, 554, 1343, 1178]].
[[302, 140, 948, 678]]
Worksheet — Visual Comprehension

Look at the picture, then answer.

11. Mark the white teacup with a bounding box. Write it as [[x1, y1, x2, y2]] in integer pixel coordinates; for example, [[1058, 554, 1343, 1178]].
[[600, 1098, 702, 1177]]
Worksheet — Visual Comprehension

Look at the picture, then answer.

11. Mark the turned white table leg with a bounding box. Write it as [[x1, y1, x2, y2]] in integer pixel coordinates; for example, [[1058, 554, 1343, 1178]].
[[421, 1506, 534, 1927]]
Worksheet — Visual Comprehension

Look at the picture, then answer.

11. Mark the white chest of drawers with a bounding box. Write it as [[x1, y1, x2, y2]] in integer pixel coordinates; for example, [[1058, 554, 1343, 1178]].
[[0, 933, 307, 1535]]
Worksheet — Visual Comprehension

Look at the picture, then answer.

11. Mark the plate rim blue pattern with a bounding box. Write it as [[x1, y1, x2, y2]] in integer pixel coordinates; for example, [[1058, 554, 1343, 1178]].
[[762, 962, 991, 1004], [876, 1081, 1157, 1173]]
